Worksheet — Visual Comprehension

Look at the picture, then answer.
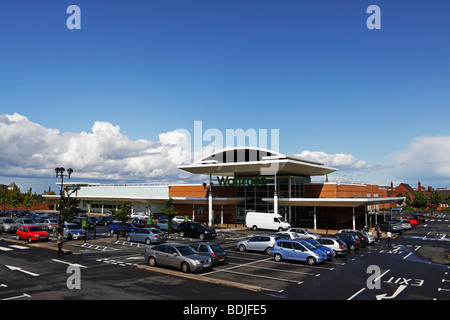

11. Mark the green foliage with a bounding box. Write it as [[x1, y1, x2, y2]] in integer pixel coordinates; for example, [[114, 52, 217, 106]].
[[161, 198, 177, 234]]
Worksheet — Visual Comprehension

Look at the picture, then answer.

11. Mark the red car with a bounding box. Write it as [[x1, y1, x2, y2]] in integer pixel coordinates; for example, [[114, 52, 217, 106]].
[[402, 216, 418, 226], [16, 225, 49, 243]]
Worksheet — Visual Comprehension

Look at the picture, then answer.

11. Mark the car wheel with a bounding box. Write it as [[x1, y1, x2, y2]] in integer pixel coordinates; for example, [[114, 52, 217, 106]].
[[126, 235, 131, 242], [181, 262, 190, 273], [265, 247, 273, 255], [199, 233, 205, 240], [349, 244, 356, 251], [238, 244, 246, 252], [145, 238, 151, 245], [307, 256, 316, 266], [148, 256, 157, 267], [16, 234, 20, 240], [110, 229, 114, 234], [68, 233, 73, 240], [179, 231, 185, 237], [252, 225, 257, 231], [28, 237, 33, 243], [274, 253, 282, 262]]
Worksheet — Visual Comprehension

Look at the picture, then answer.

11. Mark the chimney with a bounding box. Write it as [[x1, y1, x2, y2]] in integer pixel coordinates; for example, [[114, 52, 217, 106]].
[[390, 181, 393, 191], [418, 181, 421, 191], [428, 186, 432, 192]]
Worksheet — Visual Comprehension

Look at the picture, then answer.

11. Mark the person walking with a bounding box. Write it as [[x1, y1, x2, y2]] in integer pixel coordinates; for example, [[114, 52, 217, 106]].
[[57, 232, 64, 256], [375, 225, 381, 243], [386, 230, 392, 247]]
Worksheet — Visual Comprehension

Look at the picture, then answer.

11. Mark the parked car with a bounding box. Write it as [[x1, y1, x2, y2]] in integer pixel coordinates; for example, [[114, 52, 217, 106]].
[[15, 217, 37, 226], [131, 218, 159, 229], [396, 219, 412, 230], [412, 214, 425, 223], [286, 228, 321, 239], [63, 223, 86, 240], [316, 237, 348, 255], [402, 216, 418, 226], [178, 221, 216, 240], [38, 218, 58, 231], [172, 215, 190, 223], [156, 220, 180, 232], [271, 239, 327, 265], [236, 235, 281, 255], [126, 228, 167, 245], [0, 217, 20, 233], [276, 231, 303, 239], [332, 233, 361, 251], [190, 242, 228, 266], [72, 217, 95, 229], [379, 221, 403, 233], [303, 239, 335, 259], [145, 243, 212, 273], [16, 225, 49, 243], [108, 222, 140, 235], [338, 229, 370, 247]]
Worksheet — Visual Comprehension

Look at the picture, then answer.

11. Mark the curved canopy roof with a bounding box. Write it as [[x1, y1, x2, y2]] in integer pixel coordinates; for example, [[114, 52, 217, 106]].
[[178, 147, 337, 177]]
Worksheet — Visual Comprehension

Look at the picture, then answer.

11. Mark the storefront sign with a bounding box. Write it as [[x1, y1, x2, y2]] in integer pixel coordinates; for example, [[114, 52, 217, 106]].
[[216, 176, 267, 187]]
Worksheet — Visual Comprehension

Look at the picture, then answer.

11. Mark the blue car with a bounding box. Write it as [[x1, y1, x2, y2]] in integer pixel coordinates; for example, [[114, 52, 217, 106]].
[[108, 222, 140, 235], [303, 239, 335, 259], [271, 239, 327, 266]]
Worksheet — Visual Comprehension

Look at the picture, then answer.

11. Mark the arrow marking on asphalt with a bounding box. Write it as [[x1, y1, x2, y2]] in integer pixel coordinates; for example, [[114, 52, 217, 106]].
[[5, 265, 40, 277], [376, 285, 407, 300]]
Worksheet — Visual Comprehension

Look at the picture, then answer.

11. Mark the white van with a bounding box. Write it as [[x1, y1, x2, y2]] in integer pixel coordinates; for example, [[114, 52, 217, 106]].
[[245, 212, 290, 231]]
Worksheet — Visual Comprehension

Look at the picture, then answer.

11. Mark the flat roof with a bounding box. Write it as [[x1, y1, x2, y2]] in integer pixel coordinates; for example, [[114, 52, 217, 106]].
[[178, 147, 337, 176]]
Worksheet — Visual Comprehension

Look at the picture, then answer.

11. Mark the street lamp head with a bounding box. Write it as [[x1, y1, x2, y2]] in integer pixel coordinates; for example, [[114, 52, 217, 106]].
[[67, 168, 73, 178]]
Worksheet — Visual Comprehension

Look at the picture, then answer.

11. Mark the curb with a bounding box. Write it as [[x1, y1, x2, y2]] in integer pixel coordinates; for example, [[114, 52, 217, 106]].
[[137, 264, 262, 293]]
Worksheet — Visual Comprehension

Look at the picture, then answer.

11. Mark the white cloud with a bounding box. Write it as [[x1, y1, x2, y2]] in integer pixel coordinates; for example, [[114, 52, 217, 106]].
[[386, 136, 450, 182], [0, 113, 197, 183], [296, 150, 372, 171]]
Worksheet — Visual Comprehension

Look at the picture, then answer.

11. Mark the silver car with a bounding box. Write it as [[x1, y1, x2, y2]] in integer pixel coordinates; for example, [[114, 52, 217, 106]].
[[236, 235, 281, 255], [0, 217, 20, 233], [126, 228, 167, 245], [145, 243, 212, 273], [63, 223, 86, 240], [316, 237, 348, 255], [38, 219, 58, 231], [286, 228, 321, 239]]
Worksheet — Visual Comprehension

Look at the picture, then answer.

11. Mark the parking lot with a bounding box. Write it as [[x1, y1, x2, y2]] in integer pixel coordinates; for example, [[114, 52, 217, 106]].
[[1, 212, 449, 301]]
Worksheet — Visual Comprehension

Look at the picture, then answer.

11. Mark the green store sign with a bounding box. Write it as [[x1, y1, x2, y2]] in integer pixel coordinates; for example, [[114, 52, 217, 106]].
[[216, 176, 267, 187]]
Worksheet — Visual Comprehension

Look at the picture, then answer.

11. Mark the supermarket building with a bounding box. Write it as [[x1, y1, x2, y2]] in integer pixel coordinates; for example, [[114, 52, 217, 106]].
[[56, 147, 403, 230]]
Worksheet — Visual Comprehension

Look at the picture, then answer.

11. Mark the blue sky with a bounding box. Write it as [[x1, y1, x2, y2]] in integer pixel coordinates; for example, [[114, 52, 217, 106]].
[[1, 0, 450, 193]]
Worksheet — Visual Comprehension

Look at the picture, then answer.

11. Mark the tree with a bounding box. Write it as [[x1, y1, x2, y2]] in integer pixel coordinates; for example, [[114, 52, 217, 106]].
[[7, 185, 21, 211], [115, 202, 131, 239], [405, 192, 413, 207], [395, 192, 404, 206], [446, 194, 450, 207], [412, 192, 428, 209], [0, 189, 7, 213], [22, 188, 35, 210], [430, 191, 442, 213], [161, 198, 178, 234]]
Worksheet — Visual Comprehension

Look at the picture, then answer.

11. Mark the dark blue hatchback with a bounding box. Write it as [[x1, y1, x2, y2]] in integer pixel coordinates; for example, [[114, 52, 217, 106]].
[[332, 233, 361, 251]]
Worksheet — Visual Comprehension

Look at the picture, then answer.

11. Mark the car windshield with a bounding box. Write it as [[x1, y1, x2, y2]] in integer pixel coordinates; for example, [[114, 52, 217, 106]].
[[300, 241, 316, 250], [29, 226, 43, 232], [150, 228, 164, 234], [210, 244, 225, 253], [309, 239, 322, 247], [304, 229, 314, 234], [176, 245, 197, 256], [3, 218, 15, 223]]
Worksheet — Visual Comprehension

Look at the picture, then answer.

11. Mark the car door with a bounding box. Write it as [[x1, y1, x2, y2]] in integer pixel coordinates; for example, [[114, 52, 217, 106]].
[[291, 242, 308, 261], [17, 226, 25, 239], [166, 246, 181, 268], [246, 236, 260, 251]]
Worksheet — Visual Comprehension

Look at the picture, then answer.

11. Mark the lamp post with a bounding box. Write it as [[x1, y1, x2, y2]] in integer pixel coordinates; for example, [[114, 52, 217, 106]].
[[55, 167, 73, 233]]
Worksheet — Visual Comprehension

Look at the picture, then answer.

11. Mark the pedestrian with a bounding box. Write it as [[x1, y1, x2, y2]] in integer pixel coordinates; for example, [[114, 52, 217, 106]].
[[376, 225, 381, 243], [386, 230, 392, 246], [57, 232, 64, 256]]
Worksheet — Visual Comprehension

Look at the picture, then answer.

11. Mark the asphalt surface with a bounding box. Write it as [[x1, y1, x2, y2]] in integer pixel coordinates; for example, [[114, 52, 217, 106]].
[[1, 212, 449, 306]]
